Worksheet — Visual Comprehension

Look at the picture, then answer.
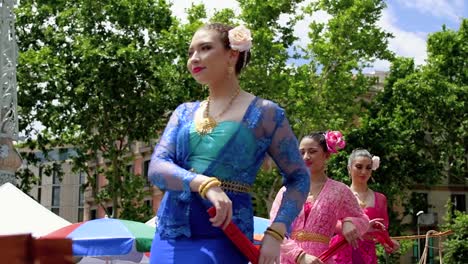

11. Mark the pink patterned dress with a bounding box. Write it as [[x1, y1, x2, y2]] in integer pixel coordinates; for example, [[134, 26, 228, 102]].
[[333, 191, 390, 264], [270, 179, 369, 264]]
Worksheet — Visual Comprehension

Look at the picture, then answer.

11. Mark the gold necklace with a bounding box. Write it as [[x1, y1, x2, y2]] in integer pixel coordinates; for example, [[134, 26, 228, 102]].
[[353, 189, 369, 208], [308, 180, 326, 201], [195, 88, 241, 135]]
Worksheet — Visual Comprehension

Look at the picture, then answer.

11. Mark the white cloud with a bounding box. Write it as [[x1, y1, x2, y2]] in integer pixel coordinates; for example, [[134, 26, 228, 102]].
[[396, 0, 465, 23], [377, 8, 428, 67], [278, 1, 331, 48], [169, 0, 240, 23]]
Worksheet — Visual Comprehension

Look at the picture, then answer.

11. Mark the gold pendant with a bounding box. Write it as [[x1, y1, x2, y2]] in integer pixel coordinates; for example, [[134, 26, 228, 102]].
[[359, 201, 366, 208], [195, 117, 217, 135]]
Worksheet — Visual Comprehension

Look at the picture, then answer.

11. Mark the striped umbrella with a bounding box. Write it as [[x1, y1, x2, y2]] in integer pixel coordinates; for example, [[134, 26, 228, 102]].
[[43, 218, 155, 261]]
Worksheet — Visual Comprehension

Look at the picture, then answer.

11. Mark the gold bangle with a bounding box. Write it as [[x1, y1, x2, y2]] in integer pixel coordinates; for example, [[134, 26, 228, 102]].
[[200, 180, 221, 199], [264, 230, 283, 242], [198, 177, 217, 194], [296, 251, 306, 264], [266, 227, 285, 240]]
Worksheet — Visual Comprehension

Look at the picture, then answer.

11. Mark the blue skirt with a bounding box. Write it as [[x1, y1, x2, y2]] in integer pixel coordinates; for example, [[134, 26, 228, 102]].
[[149, 233, 248, 264], [150, 195, 249, 264]]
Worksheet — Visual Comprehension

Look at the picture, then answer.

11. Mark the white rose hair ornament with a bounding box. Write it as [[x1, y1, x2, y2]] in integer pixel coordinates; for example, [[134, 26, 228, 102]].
[[371, 156, 380, 171], [324, 131, 346, 154], [228, 25, 252, 68]]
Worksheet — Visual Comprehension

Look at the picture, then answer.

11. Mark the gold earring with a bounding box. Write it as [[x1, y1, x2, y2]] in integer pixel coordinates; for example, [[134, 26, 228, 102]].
[[227, 66, 234, 76]]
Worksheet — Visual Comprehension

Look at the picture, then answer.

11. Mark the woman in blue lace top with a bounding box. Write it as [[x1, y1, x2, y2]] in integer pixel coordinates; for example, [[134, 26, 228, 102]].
[[148, 23, 310, 264]]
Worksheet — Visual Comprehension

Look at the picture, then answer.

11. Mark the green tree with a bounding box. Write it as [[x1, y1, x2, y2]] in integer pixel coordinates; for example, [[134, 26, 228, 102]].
[[288, 0, 394, 132], [15, 0, 178, 220]]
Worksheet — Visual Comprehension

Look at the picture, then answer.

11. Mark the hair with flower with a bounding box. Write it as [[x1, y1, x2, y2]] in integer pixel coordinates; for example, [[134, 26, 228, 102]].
[[303, 130, 346, 155], [200, 23, 252, 74], [348, 149, 380, 170]]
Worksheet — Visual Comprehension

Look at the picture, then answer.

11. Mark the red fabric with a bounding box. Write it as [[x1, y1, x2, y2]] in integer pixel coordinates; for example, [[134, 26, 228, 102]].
[[207, 207, 260, 264], [318, 235, 347, 261], [303, 201, 312, 220], [368, 230, 394, 253]]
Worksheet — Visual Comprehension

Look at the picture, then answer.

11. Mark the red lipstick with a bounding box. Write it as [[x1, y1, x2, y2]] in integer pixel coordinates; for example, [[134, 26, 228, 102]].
[[192, 67, 204, 73]]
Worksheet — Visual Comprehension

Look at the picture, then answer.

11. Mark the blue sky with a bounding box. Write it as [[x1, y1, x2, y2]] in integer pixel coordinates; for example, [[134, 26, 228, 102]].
[[390, 0, 465, 32], [170, 0, 467, 71]]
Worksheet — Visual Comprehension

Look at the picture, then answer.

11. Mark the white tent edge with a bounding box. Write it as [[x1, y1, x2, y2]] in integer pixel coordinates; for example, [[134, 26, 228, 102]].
[[0, 182, 71, 237]]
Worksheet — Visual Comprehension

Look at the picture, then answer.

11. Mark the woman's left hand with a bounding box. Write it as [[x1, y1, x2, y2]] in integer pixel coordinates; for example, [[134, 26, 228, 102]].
[[342, 220, 360, 249], [368, 218, 386, 233], [259, 234, 281, 264], [385, 239, 400, 253]]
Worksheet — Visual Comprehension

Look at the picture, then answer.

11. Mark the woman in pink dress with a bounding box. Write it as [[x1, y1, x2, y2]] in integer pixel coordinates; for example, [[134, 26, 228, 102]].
[[333, 149, 400, 264], [270, 132, 369, 264]]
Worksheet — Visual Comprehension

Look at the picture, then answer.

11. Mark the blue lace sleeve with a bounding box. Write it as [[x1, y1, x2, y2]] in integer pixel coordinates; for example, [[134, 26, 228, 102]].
[[148, 103, 197, 196], [265, 104, 309, 232]]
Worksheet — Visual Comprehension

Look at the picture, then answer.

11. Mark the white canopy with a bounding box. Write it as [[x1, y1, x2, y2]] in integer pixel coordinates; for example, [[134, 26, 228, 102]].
[[145, 216, 157, 228], [0, 182, 70, 237]]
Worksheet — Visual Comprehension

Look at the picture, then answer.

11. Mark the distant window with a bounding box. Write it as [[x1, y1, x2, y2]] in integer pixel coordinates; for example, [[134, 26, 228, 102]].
[[143, 160, 150, 185], [51, 207, 60, 215], [412, 192, 429, 213], [59, 148, 69, 160], [126, 165, 133, 174], [107, 206, 113, 217], [77, 208, 84, 222], [52, 186, 60, 206], [52, 165, 61, 184], [38, 166, 43, 184], [78, 190, 84, 206], [90, 209, 97, 220], [451, 194, 466, 213], [79, 170, 86, 185], [37, 187, 42, 203], [145, 200, 152, 208]]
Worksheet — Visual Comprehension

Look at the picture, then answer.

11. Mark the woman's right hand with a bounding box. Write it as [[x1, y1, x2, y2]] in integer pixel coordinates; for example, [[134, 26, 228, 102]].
[[259, 233, 281, 264], [205, 186, 232, 229], [300, 254, 324, 264]]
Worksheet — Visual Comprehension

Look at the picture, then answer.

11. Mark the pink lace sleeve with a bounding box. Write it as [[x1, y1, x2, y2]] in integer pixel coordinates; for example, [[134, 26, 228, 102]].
[[377, 193, 390, 228], [270, 187, 304, 263], [339, 186, 369, 236]]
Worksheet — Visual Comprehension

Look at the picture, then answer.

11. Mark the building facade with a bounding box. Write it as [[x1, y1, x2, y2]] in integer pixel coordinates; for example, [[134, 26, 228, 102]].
[[83, 140, 163, 221], [24, 148, 85, 223]]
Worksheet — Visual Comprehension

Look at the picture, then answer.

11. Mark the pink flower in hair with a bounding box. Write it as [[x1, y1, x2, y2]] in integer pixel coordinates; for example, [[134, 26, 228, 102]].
[[372, 156, 380, 170], [325, 131, 346, 153]]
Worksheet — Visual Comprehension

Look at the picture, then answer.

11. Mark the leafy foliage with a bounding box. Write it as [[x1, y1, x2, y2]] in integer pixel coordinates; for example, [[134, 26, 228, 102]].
[[443, 202, 468, 263]]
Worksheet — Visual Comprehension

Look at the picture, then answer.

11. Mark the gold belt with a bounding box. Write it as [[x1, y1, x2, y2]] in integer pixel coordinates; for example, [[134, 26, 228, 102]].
[[190, 169, 251, 193], [291, 231, 330, 244], [220, 180, 251, 193]]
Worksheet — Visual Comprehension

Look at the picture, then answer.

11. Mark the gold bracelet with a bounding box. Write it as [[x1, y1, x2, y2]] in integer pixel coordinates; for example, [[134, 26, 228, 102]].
[[200, 179, 221, 199], [264, 230, 283, 242], [266, 227, 285, 240], [295, 251, 306, 264], [296, 251, 306, 264], [198, 177, 217, 195]]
